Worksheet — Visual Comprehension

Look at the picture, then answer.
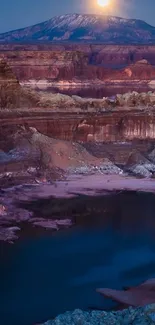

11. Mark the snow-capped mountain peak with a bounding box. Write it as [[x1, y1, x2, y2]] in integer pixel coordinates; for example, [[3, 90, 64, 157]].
[[0, 13, 155, 44]]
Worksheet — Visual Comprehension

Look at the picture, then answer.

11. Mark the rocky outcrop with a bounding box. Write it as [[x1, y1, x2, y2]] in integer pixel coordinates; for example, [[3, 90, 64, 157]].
[[0, 59, 108, 109], [0, 59, 41, 108], [125, 150, 155, 178], [1, 124, 155, 183], [97, 279, 155, 307], [1, 124, 136, 192], [0, 126, 122, 177], [119, 60, 155, 81], [0, 58, 21, 108], [1, 14, 155, 44]]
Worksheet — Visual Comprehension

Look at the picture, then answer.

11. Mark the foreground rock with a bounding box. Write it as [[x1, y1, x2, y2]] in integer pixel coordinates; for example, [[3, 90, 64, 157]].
[[40, 304, 155, 325], [97, 279, 155, 307], [125, 150, 155, 178], [1, 125, 155, 186], [1, 124, 155, 188]]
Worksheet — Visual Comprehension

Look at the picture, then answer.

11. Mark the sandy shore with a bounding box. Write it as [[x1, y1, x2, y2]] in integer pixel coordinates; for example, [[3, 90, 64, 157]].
[[28, 174, 155, 199]]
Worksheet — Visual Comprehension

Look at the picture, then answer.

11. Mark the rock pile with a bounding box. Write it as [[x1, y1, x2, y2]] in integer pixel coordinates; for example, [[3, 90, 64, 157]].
[[125, 150, 155, 178]]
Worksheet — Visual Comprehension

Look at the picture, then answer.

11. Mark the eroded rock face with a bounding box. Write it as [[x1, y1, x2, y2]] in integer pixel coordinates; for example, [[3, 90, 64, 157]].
[[1, 125, 155, 182], [1, 46, 155, 84], [0, 59, 41, 109], [0, 125, 124, 186], [1, 106, 155, 145], [14, 126, 122, 175]]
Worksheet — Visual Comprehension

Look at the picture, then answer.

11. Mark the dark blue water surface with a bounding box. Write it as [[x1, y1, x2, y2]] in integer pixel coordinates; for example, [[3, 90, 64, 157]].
[[1, 192, 155, 325]]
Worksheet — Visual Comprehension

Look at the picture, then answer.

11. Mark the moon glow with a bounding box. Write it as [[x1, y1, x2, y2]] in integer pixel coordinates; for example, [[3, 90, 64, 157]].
[[97, 0, 110, 7]]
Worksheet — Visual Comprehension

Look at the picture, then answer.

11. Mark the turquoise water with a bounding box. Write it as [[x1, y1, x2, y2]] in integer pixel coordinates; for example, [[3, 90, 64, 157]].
[[1, 192, 155, 325]]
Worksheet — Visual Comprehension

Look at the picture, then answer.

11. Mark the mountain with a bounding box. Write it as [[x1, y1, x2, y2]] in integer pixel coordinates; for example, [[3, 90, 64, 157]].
[[1, 14, 155, 44]]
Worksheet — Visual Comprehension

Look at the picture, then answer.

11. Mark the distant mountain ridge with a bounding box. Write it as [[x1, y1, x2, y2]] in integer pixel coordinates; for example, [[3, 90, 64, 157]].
[[0, 13, 155, 44]]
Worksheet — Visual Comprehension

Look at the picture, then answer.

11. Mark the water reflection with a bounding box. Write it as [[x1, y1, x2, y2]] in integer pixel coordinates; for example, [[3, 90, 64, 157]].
[[1, 191, 155, 325], [40, 86, 151, 98]]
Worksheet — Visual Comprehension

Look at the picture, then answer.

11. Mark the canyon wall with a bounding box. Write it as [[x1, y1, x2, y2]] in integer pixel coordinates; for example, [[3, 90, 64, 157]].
[[1, 45, 155, 83], [1, 112, 155, 145]]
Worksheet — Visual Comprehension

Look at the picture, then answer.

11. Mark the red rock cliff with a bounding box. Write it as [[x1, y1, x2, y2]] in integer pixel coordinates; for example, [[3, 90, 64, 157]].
[[1, 45, 155, 83], [1, 111, 155, 144]]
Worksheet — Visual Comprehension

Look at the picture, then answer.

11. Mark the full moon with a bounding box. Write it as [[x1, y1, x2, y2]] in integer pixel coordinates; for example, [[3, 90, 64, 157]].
[[97, 0, 110, 7]]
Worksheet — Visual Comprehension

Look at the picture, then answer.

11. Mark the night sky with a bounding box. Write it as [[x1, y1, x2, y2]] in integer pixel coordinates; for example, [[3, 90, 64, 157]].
[[1, 0, 155, 33]]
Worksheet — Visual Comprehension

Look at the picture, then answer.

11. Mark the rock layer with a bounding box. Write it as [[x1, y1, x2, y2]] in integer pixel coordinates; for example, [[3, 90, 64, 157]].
[[1, 45, 155, 85], [1, 109, 155, 143], [0, 59, 41, 108]]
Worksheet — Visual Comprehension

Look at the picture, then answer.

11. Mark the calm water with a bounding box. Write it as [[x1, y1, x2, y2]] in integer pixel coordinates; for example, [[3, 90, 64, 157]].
[[1, 191, 155, 325], [41, 86, 151, 98]]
